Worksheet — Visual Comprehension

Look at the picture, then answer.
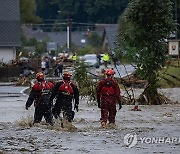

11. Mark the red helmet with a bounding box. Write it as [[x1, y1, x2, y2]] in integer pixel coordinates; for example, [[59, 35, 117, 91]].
[[36, 72, 44, 81], [106, 69, 115, 75], [63, 72, 72, 79]]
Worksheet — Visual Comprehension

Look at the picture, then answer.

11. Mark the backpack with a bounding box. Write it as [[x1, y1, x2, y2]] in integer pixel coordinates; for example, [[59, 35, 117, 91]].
[[101, 79, 115, 95], [35, 82, 51, 106], [59, 81, 74, 95]]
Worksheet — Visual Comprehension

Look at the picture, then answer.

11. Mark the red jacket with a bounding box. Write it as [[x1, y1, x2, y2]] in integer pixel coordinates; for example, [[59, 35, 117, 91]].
[[96, 77, 121, 103], [26, 81, 54, 108]]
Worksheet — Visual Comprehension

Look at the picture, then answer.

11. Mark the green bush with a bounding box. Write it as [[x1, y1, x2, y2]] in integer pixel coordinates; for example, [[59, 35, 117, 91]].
[[74, 62, 97, 102], [77, 45, 97, 56]]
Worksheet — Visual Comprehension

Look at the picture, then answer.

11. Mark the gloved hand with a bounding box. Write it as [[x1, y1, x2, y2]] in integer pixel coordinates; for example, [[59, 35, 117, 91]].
[[119, 101, 122, 110], [25, 106, 28, 110], [98, 101, 101, 108], [97, 97, 101, 108], [74, 104, 78, 112]]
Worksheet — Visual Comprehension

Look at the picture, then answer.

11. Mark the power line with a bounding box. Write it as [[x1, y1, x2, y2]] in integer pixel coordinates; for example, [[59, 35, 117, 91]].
[[43, 19, 68, 21], [72, 22, 95, 26], [32, 20, 96, 26], [32, 23, 67, 26]]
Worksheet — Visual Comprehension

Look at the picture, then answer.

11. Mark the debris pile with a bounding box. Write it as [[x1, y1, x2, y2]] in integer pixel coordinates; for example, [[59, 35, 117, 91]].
[[121, 73, 147, 88]]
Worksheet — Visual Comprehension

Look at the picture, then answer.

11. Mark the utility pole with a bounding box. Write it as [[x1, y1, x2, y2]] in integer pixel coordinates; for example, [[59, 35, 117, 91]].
[[58, 11, 72, 53], [67, 18, 72, 53]]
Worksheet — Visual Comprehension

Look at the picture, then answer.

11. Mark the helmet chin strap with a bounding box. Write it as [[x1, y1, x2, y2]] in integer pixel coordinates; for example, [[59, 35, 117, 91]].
[[63, 77, 70, 80], [37, 78, 44, 82], [107, 75, 113, 78]]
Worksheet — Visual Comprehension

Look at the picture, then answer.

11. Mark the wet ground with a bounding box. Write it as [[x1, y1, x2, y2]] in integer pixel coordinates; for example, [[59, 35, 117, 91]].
[[0, 86, 179, 153]]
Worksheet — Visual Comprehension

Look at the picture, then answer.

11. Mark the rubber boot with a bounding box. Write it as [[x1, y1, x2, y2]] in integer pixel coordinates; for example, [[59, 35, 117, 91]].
[[101, 122, 106, 128]]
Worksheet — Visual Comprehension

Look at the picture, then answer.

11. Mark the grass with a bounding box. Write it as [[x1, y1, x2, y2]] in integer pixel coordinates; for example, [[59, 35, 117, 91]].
[[158, 60, 180, 88]]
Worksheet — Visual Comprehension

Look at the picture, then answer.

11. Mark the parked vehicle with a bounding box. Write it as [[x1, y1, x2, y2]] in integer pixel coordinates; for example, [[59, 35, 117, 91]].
[[83, 54, 99, 68]]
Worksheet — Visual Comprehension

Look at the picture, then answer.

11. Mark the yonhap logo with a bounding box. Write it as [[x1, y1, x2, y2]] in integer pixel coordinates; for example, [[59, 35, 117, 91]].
[[124, 133, 138, 148], [124, 133, 179, 148]]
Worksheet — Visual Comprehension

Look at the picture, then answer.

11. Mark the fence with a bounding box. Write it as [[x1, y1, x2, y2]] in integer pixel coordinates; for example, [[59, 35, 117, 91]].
[[0, 66, 21, 81]]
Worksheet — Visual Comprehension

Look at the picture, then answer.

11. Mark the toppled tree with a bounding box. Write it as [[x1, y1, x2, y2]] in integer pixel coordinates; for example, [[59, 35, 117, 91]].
[[117, 0, 174, 104]]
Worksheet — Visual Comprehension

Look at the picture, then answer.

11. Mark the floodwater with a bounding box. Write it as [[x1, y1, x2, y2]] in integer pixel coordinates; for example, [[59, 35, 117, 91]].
[[0, 86, 180, 153]]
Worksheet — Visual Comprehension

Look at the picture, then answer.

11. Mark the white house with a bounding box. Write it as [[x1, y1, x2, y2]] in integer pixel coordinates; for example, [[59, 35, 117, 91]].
[[0, 0, 21, 63]]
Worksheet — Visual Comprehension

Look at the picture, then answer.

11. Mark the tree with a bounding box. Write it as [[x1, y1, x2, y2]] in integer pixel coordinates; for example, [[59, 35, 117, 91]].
[[20, 0, 41, 23], [74, 62, 97, 102], [52, 0, 88, 22], [86, 0, 129, 23], [117, 0, 174, 104], [88, 32, 102, 47], [35, 0, 129, 24], [175, 0, 180, 38], [36, 0, 59, 21], [116, 15, 137, 62]]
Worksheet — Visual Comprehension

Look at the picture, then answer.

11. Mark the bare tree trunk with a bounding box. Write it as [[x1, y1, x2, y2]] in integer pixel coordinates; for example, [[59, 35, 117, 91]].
[[138, 83, 162, 105]]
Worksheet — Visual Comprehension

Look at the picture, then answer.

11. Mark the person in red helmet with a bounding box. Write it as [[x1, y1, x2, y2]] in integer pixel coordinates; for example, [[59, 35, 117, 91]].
[[25, 72, 54, 125], [96, 68, 122, 128], [50, 72, 79, 122]]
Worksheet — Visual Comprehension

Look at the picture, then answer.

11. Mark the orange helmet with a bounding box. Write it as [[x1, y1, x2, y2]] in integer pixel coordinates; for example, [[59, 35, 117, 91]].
[[63, 72, 72, 79], [106, 69, 115, 75], [36, 72, 44, 81]]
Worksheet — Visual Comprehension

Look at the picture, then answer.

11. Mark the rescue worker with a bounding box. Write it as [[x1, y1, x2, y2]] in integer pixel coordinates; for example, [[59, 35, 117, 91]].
[[72, 53, 77, 63], [96, 68, 122, 128], [50, 72, 79, 122], [54, 61, 63, 77], [25, 72, 54, 125], [111, 53, 118, 66], [96, 53, 101, 68], [102, 53, 110, 68], [41, 59, 46, 74], [98, 68, 106, 79]]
